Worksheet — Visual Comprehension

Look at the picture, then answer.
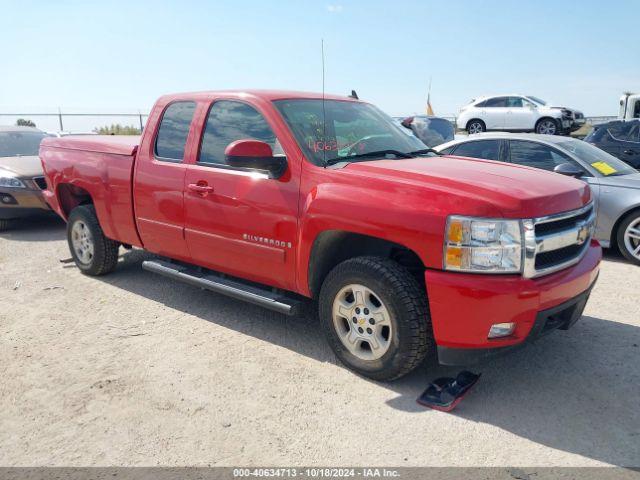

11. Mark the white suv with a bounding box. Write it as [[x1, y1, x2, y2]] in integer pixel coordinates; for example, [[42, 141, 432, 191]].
[[456, 95, 584, 135]]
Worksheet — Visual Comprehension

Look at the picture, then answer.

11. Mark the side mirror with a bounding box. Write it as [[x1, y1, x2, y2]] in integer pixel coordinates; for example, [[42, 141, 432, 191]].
[[224, 139, 287, 179], [554, 162, 584, 178]]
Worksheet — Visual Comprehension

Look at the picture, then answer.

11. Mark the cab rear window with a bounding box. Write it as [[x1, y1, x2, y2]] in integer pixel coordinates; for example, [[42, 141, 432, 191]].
[[154, 101, 196, 161]]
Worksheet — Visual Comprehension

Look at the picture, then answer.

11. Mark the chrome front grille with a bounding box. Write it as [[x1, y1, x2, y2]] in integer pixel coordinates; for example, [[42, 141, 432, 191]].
[[523, 203, 595, 278]]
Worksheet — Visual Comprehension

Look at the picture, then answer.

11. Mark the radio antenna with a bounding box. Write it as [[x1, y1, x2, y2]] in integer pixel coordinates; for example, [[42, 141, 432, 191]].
[[321, 39, 327, 168]]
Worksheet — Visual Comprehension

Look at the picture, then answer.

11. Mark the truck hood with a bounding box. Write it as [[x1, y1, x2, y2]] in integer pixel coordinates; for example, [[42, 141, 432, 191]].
[[345, 155, 591, 218], [0, 155, 43, 178]]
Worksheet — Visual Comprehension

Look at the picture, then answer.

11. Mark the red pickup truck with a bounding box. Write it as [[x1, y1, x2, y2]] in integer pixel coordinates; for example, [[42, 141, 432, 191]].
[[40, 90, 601, 380]]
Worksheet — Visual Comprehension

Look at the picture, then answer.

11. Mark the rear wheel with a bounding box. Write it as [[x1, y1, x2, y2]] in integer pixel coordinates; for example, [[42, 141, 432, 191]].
[[536, 118, 559, 135], [67, 205, 119, 275], [467, 119, 486, 134], [617, 211, 640, 266], [319, 256, 433, 381]]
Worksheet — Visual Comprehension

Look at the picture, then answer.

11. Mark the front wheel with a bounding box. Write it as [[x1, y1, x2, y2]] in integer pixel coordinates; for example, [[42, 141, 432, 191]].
[[617, 211, 640, 266], [319, 256, 434, 381], [67, 205, 119, 275], [536, 118, 559, 135]]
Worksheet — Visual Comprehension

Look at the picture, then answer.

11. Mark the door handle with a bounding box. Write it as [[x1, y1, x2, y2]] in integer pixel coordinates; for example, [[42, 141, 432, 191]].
[[187, 183, 214, 195]]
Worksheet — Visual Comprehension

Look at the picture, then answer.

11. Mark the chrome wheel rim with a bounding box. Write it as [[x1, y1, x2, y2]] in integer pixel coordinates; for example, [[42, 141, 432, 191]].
[[71, 221, 94, 264], [624, 217, 640, 261], [468, 122, 483, 134], [332, 284, 392, 361], [538, 120, 557, 135]]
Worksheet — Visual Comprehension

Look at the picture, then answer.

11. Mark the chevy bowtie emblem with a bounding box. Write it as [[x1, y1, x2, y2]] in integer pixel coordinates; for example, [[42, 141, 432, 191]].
[[576, 222, 590, 245]]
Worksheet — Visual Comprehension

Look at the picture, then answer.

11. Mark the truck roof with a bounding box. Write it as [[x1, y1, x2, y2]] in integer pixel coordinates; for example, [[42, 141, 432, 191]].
[[157, 90, 361, 103]]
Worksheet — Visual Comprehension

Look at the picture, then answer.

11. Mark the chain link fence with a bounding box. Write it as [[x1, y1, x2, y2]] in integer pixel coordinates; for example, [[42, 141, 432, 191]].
[[0, 111, 149, 133], [0, 110, 618, 134]]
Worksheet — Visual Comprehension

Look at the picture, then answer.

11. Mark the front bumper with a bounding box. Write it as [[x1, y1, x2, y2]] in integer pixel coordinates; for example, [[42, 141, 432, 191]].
[[0, 187, 50, 219], [425, 240, 601, 365]]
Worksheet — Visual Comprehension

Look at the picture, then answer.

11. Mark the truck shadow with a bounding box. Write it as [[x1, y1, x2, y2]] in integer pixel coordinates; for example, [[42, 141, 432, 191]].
[[602, 247, 631, 265], [386, 317, 640, 466], [0, 214, 65, 242], [100, 248, 639, 467]]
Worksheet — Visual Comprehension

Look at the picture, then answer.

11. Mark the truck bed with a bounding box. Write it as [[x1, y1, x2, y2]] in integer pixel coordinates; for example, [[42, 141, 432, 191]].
[[39, 135, 142, 247], [45, 135, 140, 156]]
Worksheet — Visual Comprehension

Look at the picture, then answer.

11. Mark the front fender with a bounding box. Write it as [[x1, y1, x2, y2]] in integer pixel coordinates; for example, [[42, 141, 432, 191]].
[[296, 182, 444, 295]]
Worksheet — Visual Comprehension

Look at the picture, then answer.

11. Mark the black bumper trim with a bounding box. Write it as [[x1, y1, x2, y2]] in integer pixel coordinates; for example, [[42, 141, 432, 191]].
[[437, 276, 598, 366]]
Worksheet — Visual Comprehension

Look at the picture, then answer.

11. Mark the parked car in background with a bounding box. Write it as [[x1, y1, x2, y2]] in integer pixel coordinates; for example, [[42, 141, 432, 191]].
[[619, 93, 640, 120], [457, 95, 585, 136], [0, 126, 52, 230], [398, 115, 454, 147], [435, 133, 640, 265], [584, 119, 640, 168]]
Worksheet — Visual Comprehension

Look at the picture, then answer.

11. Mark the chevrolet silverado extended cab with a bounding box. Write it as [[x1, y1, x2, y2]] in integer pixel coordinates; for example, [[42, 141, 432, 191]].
[[40, 90, 601, 381]]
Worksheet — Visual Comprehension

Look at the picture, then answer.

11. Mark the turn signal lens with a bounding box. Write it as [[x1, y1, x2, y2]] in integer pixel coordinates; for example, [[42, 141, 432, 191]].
[[447, 219, 464, 243], [445, 246, 463, 268]]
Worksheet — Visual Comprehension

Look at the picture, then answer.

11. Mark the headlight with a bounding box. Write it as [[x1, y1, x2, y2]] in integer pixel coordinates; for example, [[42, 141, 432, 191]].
[[444, 216, 523, 273], [0, 175, 26, 188]]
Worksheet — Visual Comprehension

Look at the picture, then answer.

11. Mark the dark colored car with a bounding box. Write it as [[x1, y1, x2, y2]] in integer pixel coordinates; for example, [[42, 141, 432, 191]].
[[398, 116, 455, 147], [584, 119, 640, 168]]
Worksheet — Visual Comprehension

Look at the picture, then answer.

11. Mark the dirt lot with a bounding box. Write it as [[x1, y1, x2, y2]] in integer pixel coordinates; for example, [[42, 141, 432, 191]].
[[1, 216, 639, 467]]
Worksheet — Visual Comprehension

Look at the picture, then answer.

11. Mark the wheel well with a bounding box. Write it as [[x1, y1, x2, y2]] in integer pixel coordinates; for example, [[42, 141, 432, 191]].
[[308, 231, 426, 298], [57, 184, 93, 218], [536, 116, 558, 127], [610, 206, 640, 249], [466, 118, 485, 129]]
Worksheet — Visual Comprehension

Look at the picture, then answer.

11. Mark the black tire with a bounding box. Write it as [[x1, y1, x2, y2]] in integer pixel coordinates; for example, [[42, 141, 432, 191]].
[[319, 256, 434, 381], [67, 205, 119, 275], [0, 219, 13, 231], [616, 210, 640, 266], [535, 117, 559, 135], [466, 119, 486, 134]]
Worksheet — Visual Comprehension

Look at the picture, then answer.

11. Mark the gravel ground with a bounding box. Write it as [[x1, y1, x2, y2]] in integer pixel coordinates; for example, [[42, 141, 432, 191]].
[[0, 215, 638, 467]]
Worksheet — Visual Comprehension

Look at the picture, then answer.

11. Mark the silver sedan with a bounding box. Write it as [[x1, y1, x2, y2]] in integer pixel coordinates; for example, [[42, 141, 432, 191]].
[[435, 133, 640, 265]]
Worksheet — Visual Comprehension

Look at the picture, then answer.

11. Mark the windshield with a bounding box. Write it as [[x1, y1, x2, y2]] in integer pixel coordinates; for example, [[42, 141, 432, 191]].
[[526, 96, 547, 106], [408, 117, 455, 147], [557, 140, 637, 177], [0, 131, 48, 157], [273, 99, 426, 166]]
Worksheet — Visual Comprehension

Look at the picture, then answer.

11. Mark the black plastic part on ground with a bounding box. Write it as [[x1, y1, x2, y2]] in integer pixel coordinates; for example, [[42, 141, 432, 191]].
[[417, 371, 481, 412]]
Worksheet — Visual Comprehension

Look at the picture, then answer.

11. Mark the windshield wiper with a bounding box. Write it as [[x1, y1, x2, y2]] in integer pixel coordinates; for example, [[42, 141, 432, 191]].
[[325, 149, 413, 166], [409, 148, 442, 156]]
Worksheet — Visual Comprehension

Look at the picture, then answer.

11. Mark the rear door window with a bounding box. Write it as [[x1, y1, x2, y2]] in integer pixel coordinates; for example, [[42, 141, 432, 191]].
[[155, 101, 196, 161], [451, 140, 500, 160], [509, 140, 572, 171], [483, 97, 507, 108]]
